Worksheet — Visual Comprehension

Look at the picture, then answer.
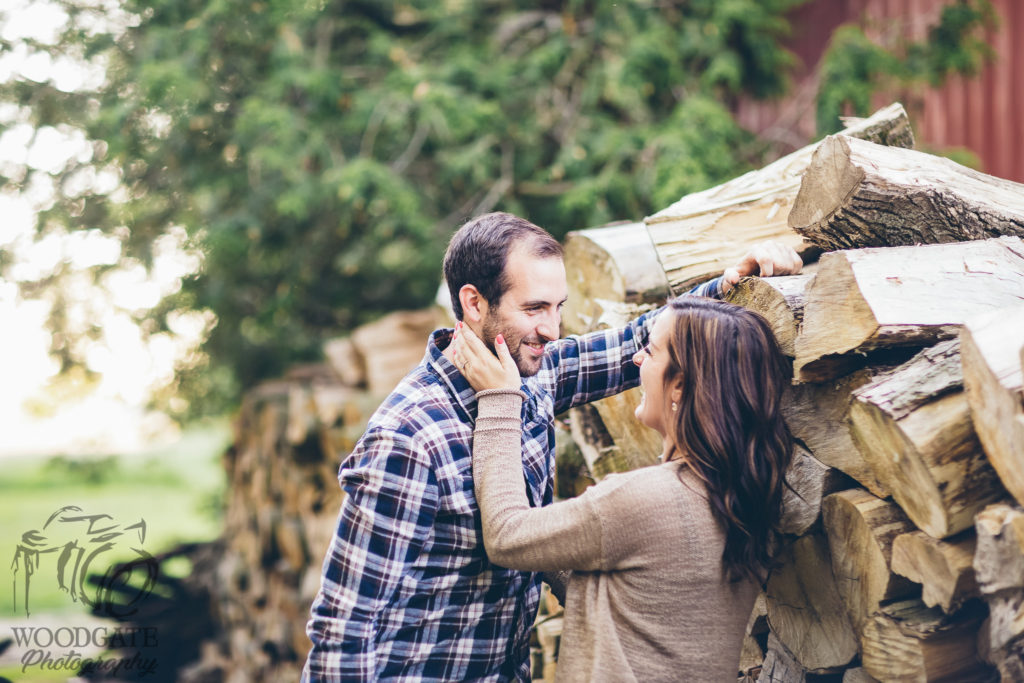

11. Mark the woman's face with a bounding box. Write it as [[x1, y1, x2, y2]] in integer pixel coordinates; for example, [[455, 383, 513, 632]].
[[632, 312, 676, 436]]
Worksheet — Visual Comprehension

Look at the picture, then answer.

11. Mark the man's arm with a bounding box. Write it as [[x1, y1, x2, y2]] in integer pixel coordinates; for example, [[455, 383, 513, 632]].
[[545, 240, 802, 413], [303, 429, 438, 682]]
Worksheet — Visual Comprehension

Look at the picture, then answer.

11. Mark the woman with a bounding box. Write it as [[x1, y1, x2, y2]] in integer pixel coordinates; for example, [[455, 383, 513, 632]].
[[452, 297, 793, 682]]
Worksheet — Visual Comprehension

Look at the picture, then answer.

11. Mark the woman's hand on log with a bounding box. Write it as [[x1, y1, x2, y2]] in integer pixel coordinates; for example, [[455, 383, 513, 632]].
[[451, 322, 521, 392]]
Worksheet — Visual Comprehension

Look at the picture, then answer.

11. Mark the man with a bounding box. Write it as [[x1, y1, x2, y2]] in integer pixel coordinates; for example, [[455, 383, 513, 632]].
[[304, 212, 801, 681]]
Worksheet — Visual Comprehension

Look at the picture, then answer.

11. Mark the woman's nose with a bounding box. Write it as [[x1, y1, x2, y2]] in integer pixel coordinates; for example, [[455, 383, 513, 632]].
[[632, 351, 643, 367]]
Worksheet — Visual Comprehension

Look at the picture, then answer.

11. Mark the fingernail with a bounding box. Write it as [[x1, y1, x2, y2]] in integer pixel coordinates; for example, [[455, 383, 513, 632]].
[[496, 334, 504, 345]]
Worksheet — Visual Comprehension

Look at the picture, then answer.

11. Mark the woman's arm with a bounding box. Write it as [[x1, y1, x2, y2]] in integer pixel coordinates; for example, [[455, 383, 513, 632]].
[[473, 389, 607, 573]]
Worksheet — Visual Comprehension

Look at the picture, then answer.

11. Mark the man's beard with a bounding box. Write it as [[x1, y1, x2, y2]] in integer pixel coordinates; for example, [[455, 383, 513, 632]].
[[481, 312, 545, 377]]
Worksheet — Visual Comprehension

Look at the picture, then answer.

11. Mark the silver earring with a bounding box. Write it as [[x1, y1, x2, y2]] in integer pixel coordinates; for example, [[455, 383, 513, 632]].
[[671, 402, 677, 411]]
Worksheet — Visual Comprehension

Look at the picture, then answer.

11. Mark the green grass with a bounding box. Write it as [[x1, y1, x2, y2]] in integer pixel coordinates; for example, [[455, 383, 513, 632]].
[[0, 419, 231, 618]]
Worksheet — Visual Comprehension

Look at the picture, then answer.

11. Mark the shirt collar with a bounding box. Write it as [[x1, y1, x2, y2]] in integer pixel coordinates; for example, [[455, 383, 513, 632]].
[[427, 327, 480, 422], [426, 327, 539, 425]]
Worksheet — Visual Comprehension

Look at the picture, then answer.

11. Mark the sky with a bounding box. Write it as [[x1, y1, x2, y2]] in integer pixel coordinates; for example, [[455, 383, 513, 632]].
[[0, 0, 205, 456]]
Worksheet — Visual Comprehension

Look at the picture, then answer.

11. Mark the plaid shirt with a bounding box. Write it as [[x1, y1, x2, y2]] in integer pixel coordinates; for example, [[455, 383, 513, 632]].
[[304, 278, 722, 682]]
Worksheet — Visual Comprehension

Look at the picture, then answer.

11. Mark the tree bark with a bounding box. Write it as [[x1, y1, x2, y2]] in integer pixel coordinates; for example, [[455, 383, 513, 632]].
[[821, 489, 918, 636], [562, 222, 670, 335], [848, 339, 1005, 538], [765, 532, 859, 670], [890, 530, 978, 613], [794, 237, 1024, 382], [789, 134, 1024, 251], [860, 599, 990, 683], [782, 368, 889, 497], [646, 103, 913, 295], [961, 306, 1024, 507], [725, 273, 811, 357]]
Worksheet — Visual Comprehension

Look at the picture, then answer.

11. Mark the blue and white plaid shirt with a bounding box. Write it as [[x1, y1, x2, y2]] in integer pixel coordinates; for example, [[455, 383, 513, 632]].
[[304, 278, 722, 682]]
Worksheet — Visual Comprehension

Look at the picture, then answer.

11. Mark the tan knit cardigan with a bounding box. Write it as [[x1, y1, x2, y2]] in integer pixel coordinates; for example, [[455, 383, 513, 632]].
[[473, 389, 758, 682]]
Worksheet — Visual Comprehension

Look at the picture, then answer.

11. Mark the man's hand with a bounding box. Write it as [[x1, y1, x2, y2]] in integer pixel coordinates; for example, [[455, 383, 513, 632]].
[[722, 241, 803, 294]]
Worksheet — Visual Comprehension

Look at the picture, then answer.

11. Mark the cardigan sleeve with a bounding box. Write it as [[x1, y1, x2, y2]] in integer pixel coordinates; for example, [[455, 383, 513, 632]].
[[473, 390, 607, 573]]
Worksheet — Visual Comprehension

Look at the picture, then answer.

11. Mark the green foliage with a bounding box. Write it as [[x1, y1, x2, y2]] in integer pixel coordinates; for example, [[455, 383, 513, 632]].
[[0, 0, 996, 415], [817, 0, 996, 135]]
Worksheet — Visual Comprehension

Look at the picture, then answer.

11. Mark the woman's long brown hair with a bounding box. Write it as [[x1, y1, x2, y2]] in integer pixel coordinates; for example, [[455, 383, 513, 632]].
[[662, 298, 793, 584]]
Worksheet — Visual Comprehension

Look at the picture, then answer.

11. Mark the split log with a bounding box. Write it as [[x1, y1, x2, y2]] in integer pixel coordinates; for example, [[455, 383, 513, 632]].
[[890, 530, 978, 613], [848, 339, 1005, 538], [789, 134, 1024, 251], [961, 306, 1024, 507], [974, 503, 1024, 678], [860, 599, 990, 683], [778, 445, 847, 536], [645, 102, 913, 294], [323, 337, 366, 387], [782, 368, 889, 497], [765, 532, 858, 670], [843, 668, 879, 683], [724, 273, 811, 357], [740, 594, 768, 676], [794, 237, 1024, 382], [350, 308, 443, 396], [758, 632, 807, 683], [562, 222, 670, 335], [822, 489, 918, 635]]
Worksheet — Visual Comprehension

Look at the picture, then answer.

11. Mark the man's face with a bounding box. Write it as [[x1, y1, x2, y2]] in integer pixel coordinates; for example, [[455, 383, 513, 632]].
[[480, 244, 568, 377]]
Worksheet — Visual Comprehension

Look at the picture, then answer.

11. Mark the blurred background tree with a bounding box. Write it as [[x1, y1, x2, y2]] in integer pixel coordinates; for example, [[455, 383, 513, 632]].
[[0, 0, 994, 419]]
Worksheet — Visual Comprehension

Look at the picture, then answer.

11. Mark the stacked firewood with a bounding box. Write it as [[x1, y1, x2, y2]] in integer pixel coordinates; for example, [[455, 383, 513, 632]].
[[563, 103, 1024, 682], [178, 310, 442, 682]]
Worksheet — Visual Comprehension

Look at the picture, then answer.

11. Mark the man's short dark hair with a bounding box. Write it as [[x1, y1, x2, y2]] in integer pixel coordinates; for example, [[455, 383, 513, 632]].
[[443, 212, 563, 321]]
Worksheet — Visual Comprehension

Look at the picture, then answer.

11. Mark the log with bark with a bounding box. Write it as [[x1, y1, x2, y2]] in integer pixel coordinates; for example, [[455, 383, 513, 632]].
[[789, 134, 1024, 251], [859, 598, 990, 682], [645, 102, 913, 295], [974, 502, 1024, 680], [890, 530, 978, 614], [793, 236, 1024, 382], [848, 339, 1005, 538], [765, 532, 859, 670], [778, 445, 848, 536], [724, 273, 811, 357], [961, 306, 1024, 507], [821, 489, 918, 636], [562, 222, 670, 335], [782, 368, 889, 497]]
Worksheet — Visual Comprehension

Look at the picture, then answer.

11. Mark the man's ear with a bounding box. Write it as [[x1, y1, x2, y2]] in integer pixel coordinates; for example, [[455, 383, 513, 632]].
[[459, 284, 488, 324]]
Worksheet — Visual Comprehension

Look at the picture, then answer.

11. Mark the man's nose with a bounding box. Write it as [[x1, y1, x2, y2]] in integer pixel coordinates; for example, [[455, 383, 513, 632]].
[[537, 311, 560, 341]]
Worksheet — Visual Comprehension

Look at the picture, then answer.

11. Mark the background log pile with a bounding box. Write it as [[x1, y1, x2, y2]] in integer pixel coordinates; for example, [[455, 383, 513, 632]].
[[182, 103, 1024, 682]]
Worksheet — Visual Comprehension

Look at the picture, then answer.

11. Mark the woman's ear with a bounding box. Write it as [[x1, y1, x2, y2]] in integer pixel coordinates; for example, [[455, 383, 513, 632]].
[[459, 284, 487, 324], [669, 383, 683, 407]]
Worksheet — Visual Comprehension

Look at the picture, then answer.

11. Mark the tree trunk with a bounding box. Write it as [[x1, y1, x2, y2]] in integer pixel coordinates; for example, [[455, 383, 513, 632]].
[[794, 237, 1024, 382], [848, 339, 1005, 538], [821, 489, 918, 636], [765, 532, 859, 670], [789, 134, 1024, 251], [725, 273, 811, 357], [960, 306, 1024, 507], [562, 222, 670, 335], [860, 599, 990, 683], [646, 103, 913, 295], [782, 368, 890, 497], [890, 530, 978, 613]]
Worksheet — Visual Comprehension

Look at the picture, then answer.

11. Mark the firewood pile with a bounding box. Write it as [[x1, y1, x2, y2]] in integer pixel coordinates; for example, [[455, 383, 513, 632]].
[[564, 103, 1024, 682], [180, 103, 1024, 683]]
